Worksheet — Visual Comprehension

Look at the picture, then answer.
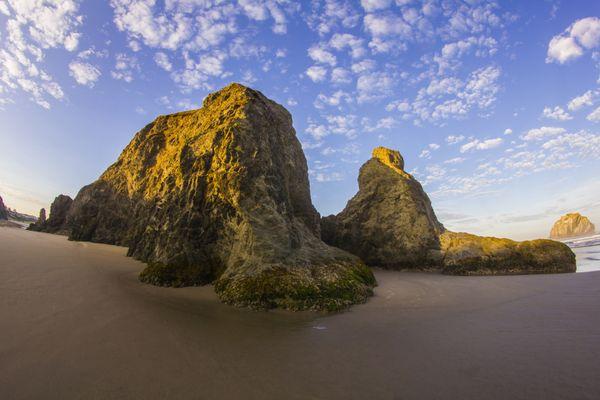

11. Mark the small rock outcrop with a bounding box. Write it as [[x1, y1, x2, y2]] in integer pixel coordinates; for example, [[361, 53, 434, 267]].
[[550, 213, 596, 239], [440, 232, 575, 275], [322, 147, 444, 269], [28, 195, 73, 234], [0, 196, 7, 220], [67, 83, 375, 311], [322, 147, 576, 275]]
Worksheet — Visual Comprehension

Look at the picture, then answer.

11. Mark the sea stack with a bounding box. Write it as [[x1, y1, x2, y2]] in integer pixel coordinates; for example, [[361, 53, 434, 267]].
[[0, 196, 7, 220], [28, 195, 73, 234], [322, 147, 576, 275], [67, 83, 375, 310], [550, 213, 596, 239], [321, 147, 444, 269]]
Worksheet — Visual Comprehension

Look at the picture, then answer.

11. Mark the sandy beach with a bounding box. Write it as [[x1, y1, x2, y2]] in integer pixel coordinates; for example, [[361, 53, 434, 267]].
[[1, 226, 599, 400]]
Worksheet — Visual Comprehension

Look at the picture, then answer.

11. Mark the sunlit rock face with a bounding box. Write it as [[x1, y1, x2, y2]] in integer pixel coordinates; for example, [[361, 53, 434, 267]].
[[322, 147, 444, 269], [28, 195, 73, 235], [322, 147, 576, 275], [550, 213, 596, 239], [67, 83, 375, 311], [0, 196, 7, 220]]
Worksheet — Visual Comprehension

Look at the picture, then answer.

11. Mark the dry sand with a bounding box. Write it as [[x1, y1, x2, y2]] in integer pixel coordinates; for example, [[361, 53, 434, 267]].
[[1, 226, 599, 400]]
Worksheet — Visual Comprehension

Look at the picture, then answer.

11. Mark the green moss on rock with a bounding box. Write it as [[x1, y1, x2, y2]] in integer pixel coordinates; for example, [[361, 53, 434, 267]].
[[214, 262, 375, 311], [440, 232, 576, 275]]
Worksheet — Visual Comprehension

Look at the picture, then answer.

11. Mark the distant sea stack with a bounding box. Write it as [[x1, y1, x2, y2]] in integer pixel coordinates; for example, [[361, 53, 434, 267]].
[[322, 147, 576, 275], [67, 83, 375, 311], [550, 213, 596, 239], [0, 196, 7, 220], [28, 195, 73, 235]]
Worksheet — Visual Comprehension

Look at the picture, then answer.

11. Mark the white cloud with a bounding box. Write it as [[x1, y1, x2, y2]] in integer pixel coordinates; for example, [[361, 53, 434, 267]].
[[360, 0, 392, 12], [385, 99, 411, 113], [331, 67, 352, 84], [362, 116, 397, 132], [329, 33, 366, 58], [504, 128, 513, 135], [308, 44, 337, 66], [568, 90, 595, 111], [546, 36, 583, 64], [306, 0, 360, 36], [351, 59, 376, 74], [364, 13, 412, 38], [306, 114, 359, 140], [314, 90, 352, 108], [522, 126, 566, 141], [0, 0, 82, 108], [314, 171, 343, 182], [444, 157, 466, 164], [111, 53, 140, 83], [356, 71, 394, 102], [460, 138, 503, 153], [69, 61, 101, 87], [542, 106, 572, 121], [306, 65, 328, 82], [587, 106, 600, 122], [419, 149, 431, 159], [547, 17, 600, 63], [154, 52, 172, 71], [446, 135, 465, 145], [172, 51, 227, 90], [540, 130, 600, 160], [412, 66, 501, 123]]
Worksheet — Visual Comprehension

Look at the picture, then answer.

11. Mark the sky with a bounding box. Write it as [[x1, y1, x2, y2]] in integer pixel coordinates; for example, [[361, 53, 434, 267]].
[[0, 0, 599, 240]]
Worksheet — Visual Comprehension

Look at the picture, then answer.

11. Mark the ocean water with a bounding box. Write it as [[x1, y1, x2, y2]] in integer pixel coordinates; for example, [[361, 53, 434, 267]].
[[562, 234, 600, 273]]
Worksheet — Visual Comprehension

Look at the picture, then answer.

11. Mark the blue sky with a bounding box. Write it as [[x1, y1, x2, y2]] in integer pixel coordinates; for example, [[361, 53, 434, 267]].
[[0, 0, 599, 240]]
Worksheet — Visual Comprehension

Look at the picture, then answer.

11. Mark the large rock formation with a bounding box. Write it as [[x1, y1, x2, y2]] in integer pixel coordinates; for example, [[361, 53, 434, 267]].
[[28, 195, 73, 234], [67, 83, 375, 310], [322, 147, 576, 275], [322, 147, 444, 269], [0, 195, 7, 220], [550, 213, 596, 239]]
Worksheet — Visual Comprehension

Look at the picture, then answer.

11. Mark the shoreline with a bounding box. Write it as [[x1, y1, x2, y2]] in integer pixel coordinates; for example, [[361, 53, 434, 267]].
[[2, 227, 600, 399]]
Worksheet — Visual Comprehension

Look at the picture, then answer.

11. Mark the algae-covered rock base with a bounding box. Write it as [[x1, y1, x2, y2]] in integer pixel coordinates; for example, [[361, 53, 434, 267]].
[[440, 232, 576, 275], [322, 147, 576, 275], [66, 83, 374, 311]]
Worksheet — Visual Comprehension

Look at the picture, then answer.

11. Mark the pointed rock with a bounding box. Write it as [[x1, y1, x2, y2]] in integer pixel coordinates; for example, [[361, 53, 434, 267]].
[[67, 83, 375, 310], [322, 146, 444, 269]]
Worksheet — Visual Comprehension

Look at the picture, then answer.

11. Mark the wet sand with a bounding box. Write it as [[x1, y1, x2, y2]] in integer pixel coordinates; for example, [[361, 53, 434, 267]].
[[1, 227, 599, 400]]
